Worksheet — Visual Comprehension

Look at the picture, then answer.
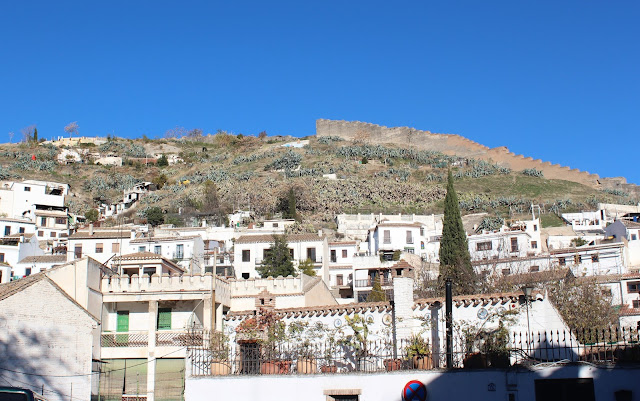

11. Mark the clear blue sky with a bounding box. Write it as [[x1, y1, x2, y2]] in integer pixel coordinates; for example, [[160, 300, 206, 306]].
[[1, 1, 638, 183]]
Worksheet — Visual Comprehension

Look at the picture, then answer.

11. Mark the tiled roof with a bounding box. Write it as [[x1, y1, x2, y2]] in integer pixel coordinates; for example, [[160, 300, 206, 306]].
[[619, 306, 640, 316], [0, 274, 44, 302], [413, 290, 542, 310], [376, 222, 422, 228], [130, 235, 200, 244], [3, 233, 35, 239], [18, 255, 67, 264], [70, 231, 131, 239], [112, 252, 185, 271], [234, 234, 323, 244], [329, 241, 357, 246], [389, 260, 413, 270], [621, 220, 640, 229], [226, 301, 391, 321], [34, 211, 68, 218]]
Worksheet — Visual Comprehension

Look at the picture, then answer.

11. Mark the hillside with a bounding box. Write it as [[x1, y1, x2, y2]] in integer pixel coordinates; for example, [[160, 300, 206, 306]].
[[0, 122, 637, 233]]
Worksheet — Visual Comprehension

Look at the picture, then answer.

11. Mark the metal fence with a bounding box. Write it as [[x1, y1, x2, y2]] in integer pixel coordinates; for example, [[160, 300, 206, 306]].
[[188, 327, 640, 376]]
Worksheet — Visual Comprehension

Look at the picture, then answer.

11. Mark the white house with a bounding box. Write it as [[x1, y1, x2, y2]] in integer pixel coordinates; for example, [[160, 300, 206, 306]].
[[327, 241, 359, 299], [128, 234, 205, 272], [0, 269, 99, 401], [14, 254, 67, 278], [67, 226, 137, 264], [233, 234, 329, 282], [0, 233, 44, 279], [0, 217, 36, 237], [561, 210, 607, 233]]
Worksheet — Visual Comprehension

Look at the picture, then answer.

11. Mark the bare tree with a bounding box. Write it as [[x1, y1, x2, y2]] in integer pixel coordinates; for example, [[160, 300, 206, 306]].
[[185, 128, 203, 140], [20, 125, 36, 143], [164, 126, 187, 139], [64, 121, 79, 138]]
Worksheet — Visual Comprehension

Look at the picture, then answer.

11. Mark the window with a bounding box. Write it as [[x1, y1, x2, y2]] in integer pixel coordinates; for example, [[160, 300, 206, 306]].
[[95, 243, 103, 253], [633, 300, 640, 308], [558, 257, 566, 266], [273, 223, 278, 228], [342, 249, 347, 258], [510, 238, 518, 252], [383, 230, 391, 244], [476, 241, 492, 251], [529, 265, 540, 272], [24, 186, 30, 192], [112, 242, 120, 253], [533, 224, 538, 231], [25, 268, 31, 276], [50, 231, 56, 237], [74, 245, 82, 258], [157, 308, 172, 330], [574, 254, 582, 264], [406, 231, 413, 244], [307, 247, 316, 262], [324, 389, 361, 401], [420, 227, 424, 236], [37, 230, 43, 237], [40, 217, 47, 226], [632, 234, 638, 241], [242, 273, 250, 279], [502, 268, 511, 276], [628, 282, 640, 293], [531, 241, 538, 249], [330, 250, 337, 263], [55, 217, 66, 225], [591, 254, 599, 263], [3, 226, 9, 236], [176, 244, 184, 259], [336, 275, 343, 286], [154, 245, 162, 255], [242, 250, 250, 262], [138, 246, 146, 253], [18, 227, 24, 234], [263, 249, 272, 260], [0, 253, 4, 263]]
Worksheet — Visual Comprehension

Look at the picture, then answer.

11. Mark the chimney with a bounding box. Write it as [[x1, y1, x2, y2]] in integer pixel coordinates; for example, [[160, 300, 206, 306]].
[[19, 234, 25, 243], [89, 223, 94, 236]]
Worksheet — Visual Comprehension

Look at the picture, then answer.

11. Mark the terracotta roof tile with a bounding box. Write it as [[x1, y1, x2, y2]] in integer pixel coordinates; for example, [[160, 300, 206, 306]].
[[235, 234, 323, 244], [18, 255, 67, 264]]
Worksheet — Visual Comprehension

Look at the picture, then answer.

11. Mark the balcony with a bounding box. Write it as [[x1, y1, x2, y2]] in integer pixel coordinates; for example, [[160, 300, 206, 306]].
[[354, 277, 393, 288], [101, 331, 149, 348]]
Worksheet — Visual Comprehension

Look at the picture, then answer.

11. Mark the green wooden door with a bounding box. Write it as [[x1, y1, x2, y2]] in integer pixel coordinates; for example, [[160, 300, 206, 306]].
[[116, 311, 129, 345], [157, 308, 172, 330]]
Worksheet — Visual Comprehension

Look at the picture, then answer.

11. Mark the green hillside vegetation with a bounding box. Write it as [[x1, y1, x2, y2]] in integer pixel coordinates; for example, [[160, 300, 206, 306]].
[[0, 134, 636, 230]]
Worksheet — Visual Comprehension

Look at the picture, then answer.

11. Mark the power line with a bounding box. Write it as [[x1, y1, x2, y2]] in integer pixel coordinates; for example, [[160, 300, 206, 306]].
[[0, 346, 188, 378]]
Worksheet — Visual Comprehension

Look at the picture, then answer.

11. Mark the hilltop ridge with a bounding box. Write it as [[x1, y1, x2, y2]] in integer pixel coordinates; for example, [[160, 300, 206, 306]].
[[317, 119, 635, 192]]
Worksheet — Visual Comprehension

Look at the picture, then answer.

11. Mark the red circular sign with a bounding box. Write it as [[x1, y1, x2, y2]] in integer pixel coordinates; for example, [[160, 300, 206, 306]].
[[402, 380, 427, 401]]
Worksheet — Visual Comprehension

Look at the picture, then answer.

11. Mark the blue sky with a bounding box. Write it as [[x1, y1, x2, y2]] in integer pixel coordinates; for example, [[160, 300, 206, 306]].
[[1, 1, 638, 183]]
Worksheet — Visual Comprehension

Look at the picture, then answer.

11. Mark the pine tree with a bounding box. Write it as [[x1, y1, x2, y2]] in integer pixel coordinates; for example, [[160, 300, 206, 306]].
[[33, 128, 38, 142], [438, 169, 476, 295], [366, 274, 388, 302], [298, 258, 316, 276], [257, 234, 296, 278]]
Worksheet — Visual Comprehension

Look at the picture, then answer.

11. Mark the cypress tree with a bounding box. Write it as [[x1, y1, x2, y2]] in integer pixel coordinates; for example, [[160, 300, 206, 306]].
[[257, 234, 296, 278], [366, 274, 388, 302], [438, 169, 476, 295], [33, 128, 38, 142]]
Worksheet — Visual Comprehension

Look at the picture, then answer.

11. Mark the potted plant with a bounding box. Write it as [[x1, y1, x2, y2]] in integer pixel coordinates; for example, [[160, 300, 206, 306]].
[[210, 331, 231, 375], [406, 334, 432, 370], [288, 321, 320, 374], [259, 311, 290, 374], [484, 322, 510, 368], [320, 329, 341, 373], [340, 314, 375, 372]]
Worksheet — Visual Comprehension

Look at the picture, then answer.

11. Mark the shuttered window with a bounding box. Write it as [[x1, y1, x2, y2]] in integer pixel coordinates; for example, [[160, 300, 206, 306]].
[[117, 311, 129, 332], [157, 308, 172, 330]]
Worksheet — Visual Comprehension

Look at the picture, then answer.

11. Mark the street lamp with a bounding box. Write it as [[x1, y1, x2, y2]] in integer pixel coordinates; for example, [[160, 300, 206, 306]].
[[521, 285, 534, 356]]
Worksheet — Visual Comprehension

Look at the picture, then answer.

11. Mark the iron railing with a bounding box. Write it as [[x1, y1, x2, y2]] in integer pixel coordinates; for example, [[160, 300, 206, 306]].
[[354, 277, 393, 288], [101, 332, 149, 348], [188, 327, 640, 376]]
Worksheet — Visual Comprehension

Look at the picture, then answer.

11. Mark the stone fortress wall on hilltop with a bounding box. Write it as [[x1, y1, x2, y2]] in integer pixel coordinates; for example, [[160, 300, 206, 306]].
[[316, 119, 635, 192]]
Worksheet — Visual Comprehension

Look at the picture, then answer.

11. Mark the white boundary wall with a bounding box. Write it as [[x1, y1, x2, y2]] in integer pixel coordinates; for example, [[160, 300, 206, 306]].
[[185, 365, 639, 401]]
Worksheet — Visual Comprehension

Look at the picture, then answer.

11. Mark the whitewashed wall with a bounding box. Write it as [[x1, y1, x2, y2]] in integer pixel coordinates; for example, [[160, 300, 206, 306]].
[[186, 364, 639, 401]]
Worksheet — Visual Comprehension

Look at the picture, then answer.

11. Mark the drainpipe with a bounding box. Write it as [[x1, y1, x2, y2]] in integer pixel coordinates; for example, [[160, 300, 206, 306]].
[[445, 279, 453, 368]]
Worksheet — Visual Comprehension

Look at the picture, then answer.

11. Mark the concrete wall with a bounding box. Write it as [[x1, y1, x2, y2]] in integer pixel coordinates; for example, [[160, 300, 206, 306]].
[[186, 364, 639, 401], [0, 279, 96, 401]]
